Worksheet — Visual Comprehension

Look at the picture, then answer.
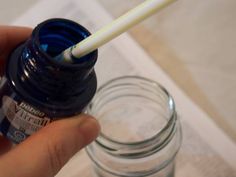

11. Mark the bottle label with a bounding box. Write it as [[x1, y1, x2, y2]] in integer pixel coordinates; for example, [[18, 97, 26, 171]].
[[1, 96, 51, 143]]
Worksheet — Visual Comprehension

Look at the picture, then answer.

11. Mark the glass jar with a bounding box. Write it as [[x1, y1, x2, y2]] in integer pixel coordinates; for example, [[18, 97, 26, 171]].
[[86, 76, 182, 177]]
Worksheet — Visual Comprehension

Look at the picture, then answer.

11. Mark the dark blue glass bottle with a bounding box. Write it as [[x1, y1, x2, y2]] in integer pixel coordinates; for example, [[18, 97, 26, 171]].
[[0, 18, 97, 143]]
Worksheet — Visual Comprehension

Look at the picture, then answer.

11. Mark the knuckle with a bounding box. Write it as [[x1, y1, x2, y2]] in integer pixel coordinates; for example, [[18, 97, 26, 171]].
[[46, 138, 67, 175]]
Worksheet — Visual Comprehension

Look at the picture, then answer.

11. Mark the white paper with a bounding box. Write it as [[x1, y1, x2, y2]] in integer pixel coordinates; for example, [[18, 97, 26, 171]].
[[12, 0, 236, 176]]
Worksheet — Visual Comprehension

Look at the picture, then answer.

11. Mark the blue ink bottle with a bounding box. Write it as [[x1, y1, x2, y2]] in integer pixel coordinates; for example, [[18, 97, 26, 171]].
[[0, 18, 98, 143]]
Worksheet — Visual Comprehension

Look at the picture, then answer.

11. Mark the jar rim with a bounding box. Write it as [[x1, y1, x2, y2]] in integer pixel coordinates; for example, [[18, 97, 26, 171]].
[[87, 76, 177, 158]]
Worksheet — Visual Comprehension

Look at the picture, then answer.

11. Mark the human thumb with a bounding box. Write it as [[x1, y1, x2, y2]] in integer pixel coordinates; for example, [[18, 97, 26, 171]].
[[0, 114, 100, 177]]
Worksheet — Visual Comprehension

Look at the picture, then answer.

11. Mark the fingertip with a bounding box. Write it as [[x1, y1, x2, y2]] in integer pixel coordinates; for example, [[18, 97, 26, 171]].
[[0, 26, 33, 75], [76, 114, 100, 145]]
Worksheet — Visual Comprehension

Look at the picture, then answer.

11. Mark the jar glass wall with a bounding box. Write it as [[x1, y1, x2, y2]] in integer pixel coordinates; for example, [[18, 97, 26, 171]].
[[86, 76, 182, 177]]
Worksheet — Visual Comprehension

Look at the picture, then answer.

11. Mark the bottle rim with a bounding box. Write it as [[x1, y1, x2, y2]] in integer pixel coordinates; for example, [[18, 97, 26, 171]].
[[32, 18, 98, 69]]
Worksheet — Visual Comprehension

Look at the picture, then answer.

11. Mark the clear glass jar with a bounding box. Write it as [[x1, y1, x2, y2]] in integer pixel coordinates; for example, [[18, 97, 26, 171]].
[[86, 76, 182, 177]]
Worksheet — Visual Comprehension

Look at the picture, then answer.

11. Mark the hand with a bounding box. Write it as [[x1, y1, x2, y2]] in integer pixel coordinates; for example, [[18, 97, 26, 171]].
[[0, 26, 100, 177]]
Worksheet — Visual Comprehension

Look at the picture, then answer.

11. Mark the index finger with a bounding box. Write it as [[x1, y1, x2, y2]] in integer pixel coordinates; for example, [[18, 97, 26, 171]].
[[0, 26, 32, 75]]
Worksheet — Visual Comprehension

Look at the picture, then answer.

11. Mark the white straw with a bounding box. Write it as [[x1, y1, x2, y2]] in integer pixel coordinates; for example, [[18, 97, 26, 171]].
[[61, 0, 176, 62]]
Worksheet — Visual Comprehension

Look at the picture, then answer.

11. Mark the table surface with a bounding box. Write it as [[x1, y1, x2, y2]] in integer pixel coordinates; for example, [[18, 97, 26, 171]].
[[1, 0, 236, 141]]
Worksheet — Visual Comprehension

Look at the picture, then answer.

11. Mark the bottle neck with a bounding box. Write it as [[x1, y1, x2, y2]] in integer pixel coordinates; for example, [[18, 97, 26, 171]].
[[17, 19, 97, 101]]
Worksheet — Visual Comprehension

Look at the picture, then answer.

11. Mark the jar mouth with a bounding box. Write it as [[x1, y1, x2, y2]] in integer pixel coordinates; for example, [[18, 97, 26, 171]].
[[87, 76, 176, 158], [32, 18, 97, 69]]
